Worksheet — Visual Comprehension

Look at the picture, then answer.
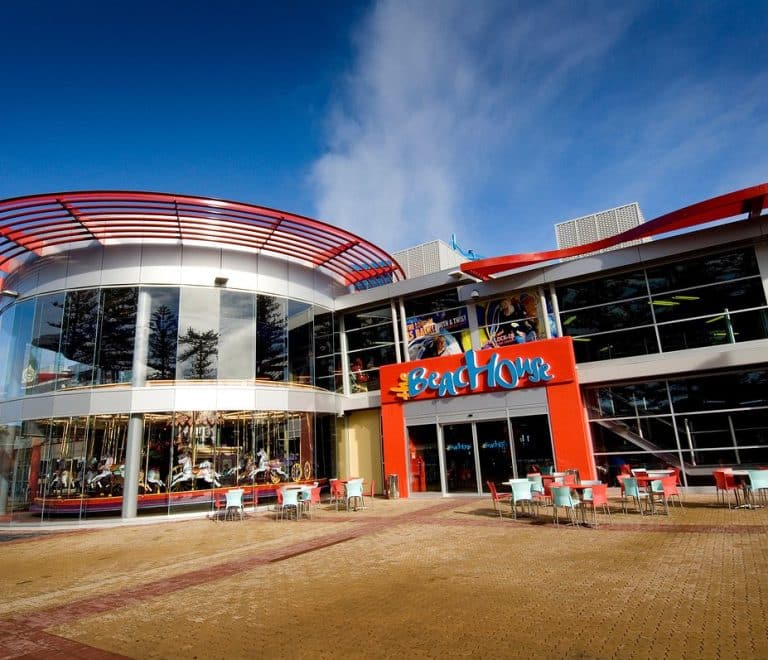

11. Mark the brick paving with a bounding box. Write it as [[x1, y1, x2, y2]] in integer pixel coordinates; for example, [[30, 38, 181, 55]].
[[1, 493, 767, 659]]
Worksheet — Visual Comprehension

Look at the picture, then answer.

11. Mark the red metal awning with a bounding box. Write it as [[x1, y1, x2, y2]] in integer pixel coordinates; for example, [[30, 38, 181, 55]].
[[0, 191, 405, 289], [461, 183, 768, 280]]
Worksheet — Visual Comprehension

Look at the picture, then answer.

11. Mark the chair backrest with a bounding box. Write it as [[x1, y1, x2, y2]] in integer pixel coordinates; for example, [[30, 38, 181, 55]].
[[331, 479, 345, 497], [540, 465, 554, 475], [527, 474, 544, 494], [650, 478, 665, 493], [487, 481, 500, 499], [310, 485, 322, 504], [622, 476, 641, 497], [225, 488, 244, 508], [510, 480, 533, 501], [551, 486, 575, 507], [281, 487, 300, 506], [589, 483, 608, 506], [276, 487, 284, 504], [620, 463, 631, 475], [346, 480, 363, 497], [746, 469, 768, 489], [660, 475, 678, 496], [713, 470, 736, 489]]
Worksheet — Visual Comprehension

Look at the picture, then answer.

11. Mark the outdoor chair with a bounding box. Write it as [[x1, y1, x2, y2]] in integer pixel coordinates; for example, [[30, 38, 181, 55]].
[[278, 487, 301, 521], [551, 485, 581, 526], [329, 479, 345, 509], [581, 483, 611, 526], [528, 474, 551, 507], [224, 488, 245, 521], [344, 479, 365, 511], [713, 470, 741, 509], [487, 481, 512, 520], [746, 469, 768, 506], [620, 476, 650, 515], [509, 479, 536, 519]]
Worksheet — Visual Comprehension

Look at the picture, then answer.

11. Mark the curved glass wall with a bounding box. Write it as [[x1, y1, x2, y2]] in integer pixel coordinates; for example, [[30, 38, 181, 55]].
[[2, 410, 336, 519], [557, 247, 768, 362], [0, 286, 338, 396], [585, 367, 768, 486]]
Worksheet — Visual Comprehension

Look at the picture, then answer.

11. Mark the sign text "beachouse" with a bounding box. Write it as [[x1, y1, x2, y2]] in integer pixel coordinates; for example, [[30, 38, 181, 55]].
[[407, 350, 553, 398]]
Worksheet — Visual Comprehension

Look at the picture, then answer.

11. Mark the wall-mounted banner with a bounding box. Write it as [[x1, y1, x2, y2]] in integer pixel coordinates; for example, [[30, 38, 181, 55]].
[[390, 349, 554, 401]]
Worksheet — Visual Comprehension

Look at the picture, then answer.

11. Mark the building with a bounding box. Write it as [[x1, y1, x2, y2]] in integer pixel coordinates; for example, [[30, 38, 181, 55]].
[[1, 183, 767, 521]]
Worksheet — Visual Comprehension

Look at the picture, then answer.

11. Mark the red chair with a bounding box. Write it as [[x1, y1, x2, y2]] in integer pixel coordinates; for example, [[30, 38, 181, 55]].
[[581, 483, 611, 526], [713, 470, 741, 509], [330, 479, 346, 510], [487, 481, 512, 520]]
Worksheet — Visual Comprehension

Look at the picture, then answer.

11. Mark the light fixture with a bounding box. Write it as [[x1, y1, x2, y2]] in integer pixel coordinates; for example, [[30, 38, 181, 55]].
[[470, 289, 480, 299], [214, 277, 228, 287], [0, 289, 19, 298]]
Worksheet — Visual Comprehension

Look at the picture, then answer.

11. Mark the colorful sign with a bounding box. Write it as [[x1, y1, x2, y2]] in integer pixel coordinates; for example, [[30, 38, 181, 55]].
[[390, 349, 554, 400]]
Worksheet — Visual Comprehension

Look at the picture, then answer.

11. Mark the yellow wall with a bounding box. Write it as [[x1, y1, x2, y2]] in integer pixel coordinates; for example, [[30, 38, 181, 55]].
[[336, 409, 383, 494]]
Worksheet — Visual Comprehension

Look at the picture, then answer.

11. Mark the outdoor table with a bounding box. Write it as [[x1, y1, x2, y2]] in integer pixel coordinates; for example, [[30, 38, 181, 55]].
[[730, 470, 762, 509]]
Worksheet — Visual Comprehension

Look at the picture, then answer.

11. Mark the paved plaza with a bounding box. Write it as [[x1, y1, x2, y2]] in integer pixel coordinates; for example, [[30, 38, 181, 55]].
[[1, 492, 767, 659]]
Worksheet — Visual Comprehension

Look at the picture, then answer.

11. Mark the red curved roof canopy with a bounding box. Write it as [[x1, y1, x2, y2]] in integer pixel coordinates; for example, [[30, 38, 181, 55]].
[[0, 191, 405, 288], [461, 183, 768, 280]]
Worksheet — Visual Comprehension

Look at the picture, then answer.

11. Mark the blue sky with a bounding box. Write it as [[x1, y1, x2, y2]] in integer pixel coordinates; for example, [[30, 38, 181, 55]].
[[2, 1, 767, 258]]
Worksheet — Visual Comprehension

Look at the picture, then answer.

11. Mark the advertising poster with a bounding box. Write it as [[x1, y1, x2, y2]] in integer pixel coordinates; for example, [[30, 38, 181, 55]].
[[477, 292, 542, 348], [406, 308, 471, 360]]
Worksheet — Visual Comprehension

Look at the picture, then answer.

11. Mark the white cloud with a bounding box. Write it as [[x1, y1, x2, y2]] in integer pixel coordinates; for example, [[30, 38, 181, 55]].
[[310, 0, 635, 252]]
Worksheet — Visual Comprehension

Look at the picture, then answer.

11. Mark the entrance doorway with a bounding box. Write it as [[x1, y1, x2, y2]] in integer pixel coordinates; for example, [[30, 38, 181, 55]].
[[438, 415, 553, 495]]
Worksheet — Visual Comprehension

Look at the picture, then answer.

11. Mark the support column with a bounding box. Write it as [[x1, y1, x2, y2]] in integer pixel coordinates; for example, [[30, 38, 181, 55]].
[[121, 413, 143, 519], [122, 288, 151, 520]]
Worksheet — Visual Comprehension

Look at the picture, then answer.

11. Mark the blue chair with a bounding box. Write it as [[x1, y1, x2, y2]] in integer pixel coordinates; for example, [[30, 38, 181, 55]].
[[345, 479, 365, 511], [509, 480, 535, 519], [621, 477, 650, 515], [551, 486, 580, 526], [278, 487, 301, 521], [528, 474, 550, 507], [224, 488, 245, 521], [746, 470, 768, 506]]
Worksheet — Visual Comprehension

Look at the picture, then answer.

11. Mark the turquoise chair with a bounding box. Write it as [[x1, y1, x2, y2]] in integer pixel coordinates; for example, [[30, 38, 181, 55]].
[[528, 474, 550, 506], [510, 480, 535, 519], [621, 477, 650, 515], [551, 485, 580, 526], [345, 479, 365, 511], [278, 487, 301, 521], [746, 470, 768, 506]]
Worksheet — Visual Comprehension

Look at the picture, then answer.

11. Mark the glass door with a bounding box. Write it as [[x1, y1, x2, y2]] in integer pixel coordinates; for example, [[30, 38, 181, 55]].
[[510, 415, 554, 476], [442, 423, 478, 493], [477, 420, 514, 491]]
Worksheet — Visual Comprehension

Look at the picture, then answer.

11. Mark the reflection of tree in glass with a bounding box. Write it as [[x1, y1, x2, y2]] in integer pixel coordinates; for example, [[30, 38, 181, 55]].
[[178, 327, 219, 379], [257, 295, 286, 381], [57, 290, 99, 383], [148, 305, 178, 380], [96, 288, 138, 384]]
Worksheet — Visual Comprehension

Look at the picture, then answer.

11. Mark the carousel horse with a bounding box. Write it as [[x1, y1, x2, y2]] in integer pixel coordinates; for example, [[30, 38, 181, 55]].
[[170, 454, 194, 489], [195, 460, 221, 488], [146, 468, 165, 493]]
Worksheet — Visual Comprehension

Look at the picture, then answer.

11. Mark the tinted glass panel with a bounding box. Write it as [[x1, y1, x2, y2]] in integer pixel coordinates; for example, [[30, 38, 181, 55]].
[[557, 271, 646, 310], [572, 327, 659, 362], [651, 278, 766, 322], [647, 248, 759, 293], [58, 290, 99, 388], [6, 300, 34, 399], [404, 290, 460, 317], [146, 288, 179, 381], [94, 288, 137, 385], [219, 291, 255, 380], [561, 299, 653, 335], [26, 293, 65, 394], [288, 300, 312, 385], [256, 295, 287, 381], [176, 288, 219, 380]]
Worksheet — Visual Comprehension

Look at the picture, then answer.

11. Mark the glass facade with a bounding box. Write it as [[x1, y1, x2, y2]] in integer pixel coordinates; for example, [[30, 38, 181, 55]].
[[0, 286, 337, 392], [9, 410, 336, 519], [344, 305, 397, 393], [557, 248, 768, 362], [586, 368, 768, 486]]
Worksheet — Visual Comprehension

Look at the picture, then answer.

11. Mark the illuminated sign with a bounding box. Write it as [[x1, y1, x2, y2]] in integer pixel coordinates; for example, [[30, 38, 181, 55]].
[[390, 350, 553, 400]]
